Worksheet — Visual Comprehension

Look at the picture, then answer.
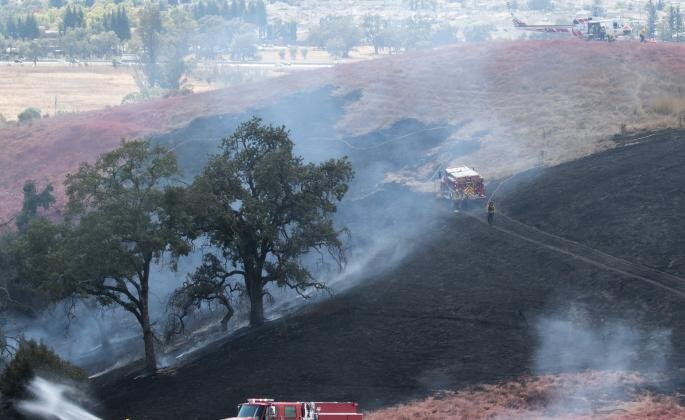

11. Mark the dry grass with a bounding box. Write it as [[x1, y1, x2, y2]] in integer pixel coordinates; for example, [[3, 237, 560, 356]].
[[2, 41, 685, 222], [649, 96, 685, 117], [0, 63, 137, 120], [366, 371, 685, 419]]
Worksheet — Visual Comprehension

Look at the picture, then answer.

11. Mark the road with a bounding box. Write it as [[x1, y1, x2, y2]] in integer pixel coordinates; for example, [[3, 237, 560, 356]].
[[0, 59, 335, 70]]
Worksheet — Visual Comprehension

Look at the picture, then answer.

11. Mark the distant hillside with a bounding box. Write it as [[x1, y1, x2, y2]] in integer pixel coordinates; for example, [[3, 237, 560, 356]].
[[2, 40, 685, 222]]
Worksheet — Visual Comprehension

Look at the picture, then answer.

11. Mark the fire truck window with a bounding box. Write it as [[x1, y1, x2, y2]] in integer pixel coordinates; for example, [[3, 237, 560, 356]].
[[238, 405, 265, 418], [284, 406, 297, 418]]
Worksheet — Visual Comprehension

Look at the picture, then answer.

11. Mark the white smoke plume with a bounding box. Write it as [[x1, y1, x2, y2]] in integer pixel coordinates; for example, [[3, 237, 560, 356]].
[[17, 377, 101, 420], [532, 306, 672, 415]]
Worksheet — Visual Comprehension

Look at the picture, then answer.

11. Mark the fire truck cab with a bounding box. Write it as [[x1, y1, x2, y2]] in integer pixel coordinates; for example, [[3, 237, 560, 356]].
[[438, 165, 486, 209], [224, 398, 363, 420]]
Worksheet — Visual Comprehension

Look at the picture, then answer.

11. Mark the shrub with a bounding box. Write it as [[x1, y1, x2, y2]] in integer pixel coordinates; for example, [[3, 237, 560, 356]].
[[17, 108, 41, 124], [0, 339, 87, 400]]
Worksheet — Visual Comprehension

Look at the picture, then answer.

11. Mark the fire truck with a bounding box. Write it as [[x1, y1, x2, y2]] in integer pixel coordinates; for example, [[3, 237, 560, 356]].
[[438, 165, 486, 208], [223, 398, 363, 420]]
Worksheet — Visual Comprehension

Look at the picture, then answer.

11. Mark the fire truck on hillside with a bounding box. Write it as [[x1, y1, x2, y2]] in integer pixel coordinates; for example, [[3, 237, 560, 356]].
[[223, 398, 363, 420], [438, 165, 486, 208]]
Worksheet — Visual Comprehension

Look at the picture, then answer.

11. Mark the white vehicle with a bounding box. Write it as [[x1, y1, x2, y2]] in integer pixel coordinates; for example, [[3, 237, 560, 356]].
[[509, 5, 634, 41]]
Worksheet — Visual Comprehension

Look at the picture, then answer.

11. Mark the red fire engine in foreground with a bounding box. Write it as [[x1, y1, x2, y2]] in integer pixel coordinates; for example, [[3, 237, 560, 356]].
[[223, 398, 363, 420], [438, 165, 486, 208]]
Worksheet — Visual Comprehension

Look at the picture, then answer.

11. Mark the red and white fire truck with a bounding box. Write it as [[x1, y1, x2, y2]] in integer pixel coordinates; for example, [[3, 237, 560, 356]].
[[438, 165, 486, 208], [223, 398, 363, 420]]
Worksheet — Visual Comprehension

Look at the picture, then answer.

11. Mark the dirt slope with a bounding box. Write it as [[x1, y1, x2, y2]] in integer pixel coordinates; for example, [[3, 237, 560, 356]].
[[2, 41, 685, 222], [93, 129, 685, 419]]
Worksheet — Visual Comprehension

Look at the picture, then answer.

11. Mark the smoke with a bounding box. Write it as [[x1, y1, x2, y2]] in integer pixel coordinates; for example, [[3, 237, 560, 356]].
[[3, 252, 202, 373], [17, 377, 101, 420], [531, 306, 672, 415], [4, 83, 483, 375]]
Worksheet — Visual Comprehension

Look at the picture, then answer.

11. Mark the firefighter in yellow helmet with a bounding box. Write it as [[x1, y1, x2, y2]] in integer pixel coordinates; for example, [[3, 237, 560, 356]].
[[639, 28, 646, 43], [487, 200, 495, 225]]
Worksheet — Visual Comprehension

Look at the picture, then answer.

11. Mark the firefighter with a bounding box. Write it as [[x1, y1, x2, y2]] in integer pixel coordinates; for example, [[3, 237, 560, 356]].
[[639, 28, 646, 43], [487, 200, 495, 225]]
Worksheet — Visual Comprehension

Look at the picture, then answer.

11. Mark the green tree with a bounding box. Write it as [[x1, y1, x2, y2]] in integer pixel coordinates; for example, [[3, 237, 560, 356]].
[[18, 39, 48, 63], [363, 14, 385, 54], [160, 32, 193, 89], [17, 107, 41, 124], [230, 29, 258, 61], [61, 5, 84, 33], [91, 32, 120, 58], [308, 16, 361, 58], [17, 141, 193, 372], [182, 118, 353, 326], [248, 0, 267, 37], [64, 141, 191, 371], [402, 16, 433, 49], [664, 5, 682, 41], [19, 15, 40, 40], [60, 28, 89, 59], [194, 15, 241, 59], [266, 18, 297, 44], [4, 18, 18, 39], [464, 24, 493, 42], [15, 181, 54, 234], [646, 0, 657, 38], [230, 0, 246, 19], [105, 7, 131, 41], [0, 182, 55, 319], [138, 3, 163, 87]]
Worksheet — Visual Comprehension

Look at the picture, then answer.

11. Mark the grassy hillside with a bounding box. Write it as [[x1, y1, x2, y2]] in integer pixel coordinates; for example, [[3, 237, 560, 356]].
[[1, 40, 685, 222]]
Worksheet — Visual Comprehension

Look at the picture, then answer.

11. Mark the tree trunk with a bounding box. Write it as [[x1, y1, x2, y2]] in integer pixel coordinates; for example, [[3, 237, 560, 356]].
[[248, 276, 264, 326], [142, 318, 157, 372], [220, 298, 235, 331], [140, 263, 157, 372], [249, 291, 264, 326]]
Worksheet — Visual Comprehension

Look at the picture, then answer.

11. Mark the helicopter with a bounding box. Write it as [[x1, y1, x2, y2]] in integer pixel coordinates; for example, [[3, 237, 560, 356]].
[[508, 4, 635, 41]]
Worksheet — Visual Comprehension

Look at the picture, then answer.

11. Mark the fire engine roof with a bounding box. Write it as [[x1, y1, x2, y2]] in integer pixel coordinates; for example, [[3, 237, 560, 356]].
[[446, 166, 480, 178]]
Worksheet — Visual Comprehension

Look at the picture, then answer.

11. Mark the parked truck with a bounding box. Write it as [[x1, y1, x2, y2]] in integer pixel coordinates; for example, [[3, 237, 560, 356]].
[[223, 398, 363, 420], [438, 165, 486, 209]]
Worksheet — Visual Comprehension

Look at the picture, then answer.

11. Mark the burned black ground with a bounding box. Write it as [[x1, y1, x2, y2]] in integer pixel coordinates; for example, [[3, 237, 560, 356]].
[[91, 129, 685, 419]]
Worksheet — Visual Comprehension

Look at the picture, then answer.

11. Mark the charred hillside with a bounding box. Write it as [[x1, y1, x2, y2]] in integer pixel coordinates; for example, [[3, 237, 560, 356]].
[[93, 129, 685, 420]]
